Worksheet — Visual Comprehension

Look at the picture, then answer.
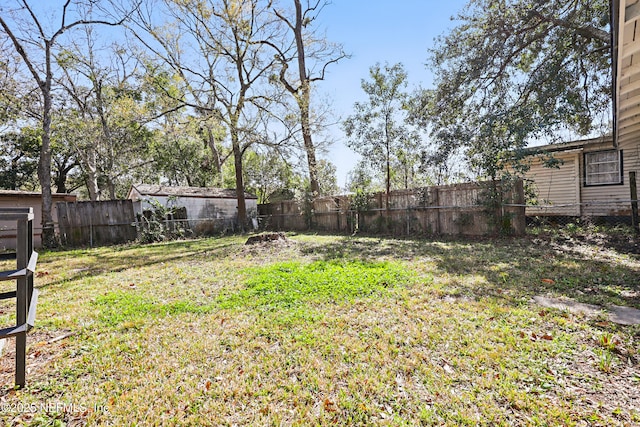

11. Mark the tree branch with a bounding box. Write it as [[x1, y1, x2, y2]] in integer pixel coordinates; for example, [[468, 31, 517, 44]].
[[531, 10, 609, 43]]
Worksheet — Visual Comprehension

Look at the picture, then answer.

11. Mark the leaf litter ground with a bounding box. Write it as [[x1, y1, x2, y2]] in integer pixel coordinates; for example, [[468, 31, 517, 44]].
[[0, 233, 637, 426]]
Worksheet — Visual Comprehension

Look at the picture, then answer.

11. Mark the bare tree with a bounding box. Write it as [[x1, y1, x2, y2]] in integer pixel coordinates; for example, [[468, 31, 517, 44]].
[[129, 0, 285, 227], [57, 26, 153, 200], [268, 0, 347, 196], [0, 1, 135, 246]]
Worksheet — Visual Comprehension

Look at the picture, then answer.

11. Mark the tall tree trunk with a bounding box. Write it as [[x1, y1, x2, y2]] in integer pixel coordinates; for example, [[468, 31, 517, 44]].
[[86, 172, 99, 200], [298, 86, 320, 196], [205, 128, 223, 185], [293, 0, 319, 196], [230, 126, 247, 230], [55, 168, 68, 194], [10, 155, 20, 190], [384, 119, 391, 211], [78, 145, 100, 201], [39, 43, 56, 247], [39, 117, 55, 245], [232, 142, 247, 229], [385, 154, 390, 210], [95, 78, 117, 200], [107, 179, 116, 200]]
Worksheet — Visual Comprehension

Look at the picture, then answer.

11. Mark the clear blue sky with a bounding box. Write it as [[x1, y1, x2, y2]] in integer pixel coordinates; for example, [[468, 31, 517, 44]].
[[316, 1, 469, 188]]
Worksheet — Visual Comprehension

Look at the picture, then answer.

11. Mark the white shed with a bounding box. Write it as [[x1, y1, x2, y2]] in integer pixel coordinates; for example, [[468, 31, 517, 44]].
[[127, 184, 258, 234]]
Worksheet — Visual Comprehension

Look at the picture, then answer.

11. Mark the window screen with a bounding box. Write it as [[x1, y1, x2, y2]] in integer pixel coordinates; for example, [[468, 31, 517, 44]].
[[584, 150, 622, 186]]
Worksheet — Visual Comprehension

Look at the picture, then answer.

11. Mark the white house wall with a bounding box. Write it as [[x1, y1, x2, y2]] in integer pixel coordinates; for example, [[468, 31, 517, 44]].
[[581, 138, 640, 216], [525, 151, 580, 216], [525, 138, 640, 217]]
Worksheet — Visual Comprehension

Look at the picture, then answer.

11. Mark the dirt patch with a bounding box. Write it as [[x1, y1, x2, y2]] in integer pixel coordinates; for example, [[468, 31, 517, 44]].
[[245, 232, 288, 245], [575, 232, 640, 255], [529, 231, 640, 256], [0, 330, 74, 391]]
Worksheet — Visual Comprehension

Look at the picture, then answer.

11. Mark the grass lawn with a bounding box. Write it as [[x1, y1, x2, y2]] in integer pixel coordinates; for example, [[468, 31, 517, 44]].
[[0, 232, 638, 426]]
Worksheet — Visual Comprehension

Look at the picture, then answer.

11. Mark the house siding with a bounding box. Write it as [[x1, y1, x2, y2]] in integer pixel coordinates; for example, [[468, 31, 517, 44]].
[[525, 151, 580, 216], [524, 138, 640, 217]]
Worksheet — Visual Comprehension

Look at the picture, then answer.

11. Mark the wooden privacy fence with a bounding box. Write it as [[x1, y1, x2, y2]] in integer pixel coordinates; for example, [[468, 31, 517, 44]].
[[258, 181, 526, 236], [57, 200, 137, 247]]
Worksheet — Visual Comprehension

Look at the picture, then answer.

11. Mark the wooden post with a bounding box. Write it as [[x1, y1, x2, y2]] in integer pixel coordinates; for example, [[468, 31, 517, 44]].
[[15, 218, 28, 388], [512, 179, 526, 236], [631, 171, 639, 233], [434, 188, 440, 235]]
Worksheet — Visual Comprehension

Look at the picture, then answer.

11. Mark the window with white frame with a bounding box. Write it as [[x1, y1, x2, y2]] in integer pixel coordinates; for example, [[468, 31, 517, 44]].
[[584, 150, 623, 186]]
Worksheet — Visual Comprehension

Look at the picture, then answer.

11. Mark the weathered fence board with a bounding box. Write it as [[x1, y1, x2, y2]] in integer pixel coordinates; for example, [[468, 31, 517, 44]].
[[57, 200, 137, 247], [258, 181, 526, 236]]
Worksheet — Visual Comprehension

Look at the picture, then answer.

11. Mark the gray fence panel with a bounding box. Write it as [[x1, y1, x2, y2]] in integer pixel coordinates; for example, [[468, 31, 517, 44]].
[[57, 200, 136, 247]]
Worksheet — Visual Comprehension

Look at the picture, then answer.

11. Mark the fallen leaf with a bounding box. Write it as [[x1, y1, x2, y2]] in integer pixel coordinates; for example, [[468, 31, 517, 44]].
[[541, 333, 553, 341], [205, 380, 212, 391], [539, 310, 548, 317], [323, 398, 336, 412]]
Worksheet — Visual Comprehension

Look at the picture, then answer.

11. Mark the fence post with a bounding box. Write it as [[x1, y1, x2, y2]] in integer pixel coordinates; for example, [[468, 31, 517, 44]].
[[631, 171, 639, 233], [15, 217, 28, 387], [434, 188, 440, 235]]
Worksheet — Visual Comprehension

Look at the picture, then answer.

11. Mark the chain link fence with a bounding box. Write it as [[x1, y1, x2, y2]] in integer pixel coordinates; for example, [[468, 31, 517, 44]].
[[516, 199, 639, 231]]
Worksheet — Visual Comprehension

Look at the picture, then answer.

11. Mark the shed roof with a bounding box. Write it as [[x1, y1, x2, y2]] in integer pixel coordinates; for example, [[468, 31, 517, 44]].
[[0, 190, 77, 200], [522, 135, 613, 155], [129, 184, 257, 200]]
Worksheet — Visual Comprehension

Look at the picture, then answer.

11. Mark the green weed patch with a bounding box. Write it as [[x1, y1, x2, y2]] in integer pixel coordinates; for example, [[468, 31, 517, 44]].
[[93, 292, 214, 327], [218, 260, 413, 310]]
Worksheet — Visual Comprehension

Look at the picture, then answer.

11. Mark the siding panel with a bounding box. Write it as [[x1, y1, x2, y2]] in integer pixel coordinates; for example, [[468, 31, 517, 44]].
[[526, 152, 580, 216]]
